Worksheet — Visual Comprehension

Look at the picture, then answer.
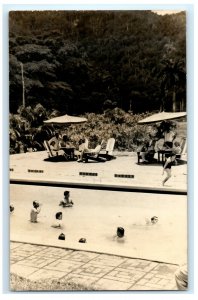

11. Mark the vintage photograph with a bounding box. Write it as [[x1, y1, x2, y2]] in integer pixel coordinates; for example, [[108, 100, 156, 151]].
[[9, 10, 187, 291]]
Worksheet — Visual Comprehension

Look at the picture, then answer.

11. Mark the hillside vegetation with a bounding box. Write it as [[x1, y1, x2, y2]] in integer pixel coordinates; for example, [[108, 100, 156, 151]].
[[9, 10, 186, 114], [9, 11, 186, 153]]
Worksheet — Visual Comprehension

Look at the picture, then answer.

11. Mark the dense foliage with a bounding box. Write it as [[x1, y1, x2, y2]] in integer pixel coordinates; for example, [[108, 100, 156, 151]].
[[9, 104, 151, 154], [9, 10, 186, 115]]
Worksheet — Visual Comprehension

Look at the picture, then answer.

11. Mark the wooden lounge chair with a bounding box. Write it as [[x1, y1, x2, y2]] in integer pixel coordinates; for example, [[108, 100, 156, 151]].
[[44, 140, 53, 157], [177, 137, 187, 158], [84, 138, 89, 149], [82, 142, 106, 163], [43, 140, 66, 162], [137, 151, 156, 164], [98, 138, 116, 160]]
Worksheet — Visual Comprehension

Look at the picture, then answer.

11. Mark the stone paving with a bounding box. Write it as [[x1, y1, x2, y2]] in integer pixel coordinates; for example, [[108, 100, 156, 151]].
[[10, 241, 178, 291]]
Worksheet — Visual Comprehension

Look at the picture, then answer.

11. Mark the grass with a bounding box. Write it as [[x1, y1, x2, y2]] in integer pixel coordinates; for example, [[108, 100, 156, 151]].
[[10, 273, 96, 291]]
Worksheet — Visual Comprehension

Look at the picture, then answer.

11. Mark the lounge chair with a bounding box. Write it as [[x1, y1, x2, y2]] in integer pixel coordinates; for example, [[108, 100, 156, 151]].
[[137, 150, 156, 164], [84, 138, 89, 149], [97, 138, 116, 160], [173, 137, 187, 163], [178, 137, 187, 157], [82, 142, 106, 163], [43, 140, 67, 161]]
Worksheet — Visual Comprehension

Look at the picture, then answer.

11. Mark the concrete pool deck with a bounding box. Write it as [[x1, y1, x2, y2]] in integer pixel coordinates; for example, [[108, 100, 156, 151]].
[[10, 151, 187, 192]]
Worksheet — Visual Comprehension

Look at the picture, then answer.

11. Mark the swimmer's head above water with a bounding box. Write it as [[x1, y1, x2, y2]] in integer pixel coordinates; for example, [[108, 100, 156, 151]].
[[151, 216, 158, 224]]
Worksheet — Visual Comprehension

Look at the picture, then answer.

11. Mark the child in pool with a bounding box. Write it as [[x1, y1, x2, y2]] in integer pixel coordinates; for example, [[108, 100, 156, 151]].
[[51, 211, 63, 228], [59, 191, 74, 207], [30, 201, 41, 223], [10, 204, 14, 213]]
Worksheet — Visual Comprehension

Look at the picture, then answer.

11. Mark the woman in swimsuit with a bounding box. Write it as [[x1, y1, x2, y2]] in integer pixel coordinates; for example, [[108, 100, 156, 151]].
[[162, 153, 176, 186]]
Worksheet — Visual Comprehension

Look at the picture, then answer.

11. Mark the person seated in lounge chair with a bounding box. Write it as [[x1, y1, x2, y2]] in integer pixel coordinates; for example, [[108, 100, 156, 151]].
[[59, 135, 75, 159], [139, 135, 155, 163], [48, 132, 61, 152], [60, 135, 73, 148], [75, 138, 89, 162], [172, 141, 182, 154], [49, 141, 67, 158], [48, 132, 67, 158], [79, 140, 105, 162]]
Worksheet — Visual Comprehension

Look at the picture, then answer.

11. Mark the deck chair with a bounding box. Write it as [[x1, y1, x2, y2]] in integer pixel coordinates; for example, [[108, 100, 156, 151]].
[[82, 142, 106, 162], [98, 138, 116, 160], [174, 137, 187, 162], [43, 140, 66, 162], [84, 138, 89, 149], [180, 137, 187, 155]]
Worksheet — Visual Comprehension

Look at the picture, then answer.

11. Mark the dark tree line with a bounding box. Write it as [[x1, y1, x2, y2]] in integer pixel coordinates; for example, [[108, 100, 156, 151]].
[[9, 10, 186, 115]]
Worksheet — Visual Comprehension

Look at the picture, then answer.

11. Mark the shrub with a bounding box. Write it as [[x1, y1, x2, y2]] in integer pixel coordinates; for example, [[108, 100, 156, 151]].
[[9, 106, 153, 153]]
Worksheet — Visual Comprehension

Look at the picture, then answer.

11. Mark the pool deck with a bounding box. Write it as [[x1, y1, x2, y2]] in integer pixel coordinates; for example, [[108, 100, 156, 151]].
[[10, 151, 187, 193]]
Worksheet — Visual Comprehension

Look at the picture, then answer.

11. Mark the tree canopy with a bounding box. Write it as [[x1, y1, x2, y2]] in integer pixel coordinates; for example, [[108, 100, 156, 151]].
[[9, 10, 186, 114]]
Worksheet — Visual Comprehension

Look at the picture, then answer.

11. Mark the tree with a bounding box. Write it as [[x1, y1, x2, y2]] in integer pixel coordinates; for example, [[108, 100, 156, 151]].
[[9, 10, 186, 114], [159, 59, 186, 112]]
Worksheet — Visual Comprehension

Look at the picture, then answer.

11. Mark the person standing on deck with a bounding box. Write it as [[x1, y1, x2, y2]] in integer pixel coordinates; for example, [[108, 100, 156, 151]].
[[162, 153, 177, 186]]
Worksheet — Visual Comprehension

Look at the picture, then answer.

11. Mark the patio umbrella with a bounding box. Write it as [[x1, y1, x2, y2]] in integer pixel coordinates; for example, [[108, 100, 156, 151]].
[[138, 112, 187, 124], [43, 114, 87, 125]]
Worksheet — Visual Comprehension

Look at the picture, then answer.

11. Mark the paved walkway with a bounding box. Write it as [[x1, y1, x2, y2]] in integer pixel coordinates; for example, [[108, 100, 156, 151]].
[[10, 241, 178, 291]]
